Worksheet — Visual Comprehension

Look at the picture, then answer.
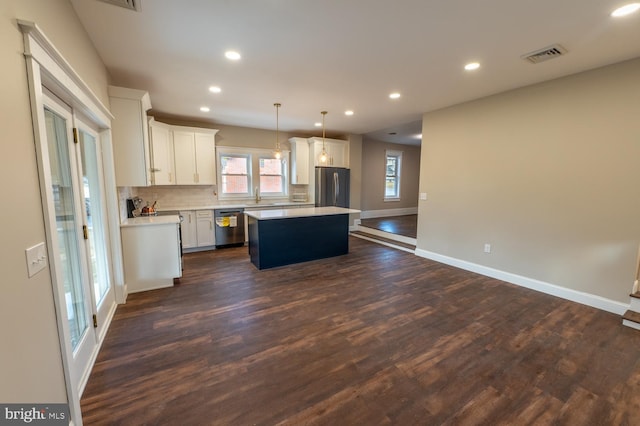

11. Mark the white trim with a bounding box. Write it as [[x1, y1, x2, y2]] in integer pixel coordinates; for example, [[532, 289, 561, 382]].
[[18, 21, 112, 125], [355, 225, 416, 246], [78, 300, 117, 396], [623, 319, 640, 330], [19, 19, 119, 426], [360, 207, 418, 219], [415, 248, 629, 315], [351, 232, 416, 254]]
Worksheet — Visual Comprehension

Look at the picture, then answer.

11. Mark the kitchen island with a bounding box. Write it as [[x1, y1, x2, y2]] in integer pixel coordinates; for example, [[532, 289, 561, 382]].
[[244, 206, 360, 270]]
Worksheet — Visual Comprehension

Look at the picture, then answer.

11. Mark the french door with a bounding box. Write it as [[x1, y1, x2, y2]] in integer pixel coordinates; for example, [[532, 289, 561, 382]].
[[42, 89, 114, 395]]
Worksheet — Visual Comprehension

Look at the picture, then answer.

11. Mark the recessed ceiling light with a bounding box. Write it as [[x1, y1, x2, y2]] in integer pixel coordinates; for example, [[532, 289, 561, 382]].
[[389, 92, 401, 99], [314, 122, 322, 127], [464, 62, 480, 71], [200, 106, 210, 112], [611, 3, 640, 17], [225, 50, 241, 60], [209, 86, 221, 93], [345, 110, 354, 116]]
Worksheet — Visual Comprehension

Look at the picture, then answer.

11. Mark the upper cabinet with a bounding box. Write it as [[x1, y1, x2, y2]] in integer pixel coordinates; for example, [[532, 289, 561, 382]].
[[148, 119, 175, 185], [309, 137, 349, 168], [108, 86, 152, 186], [173, 127, 218, 185], [289, 137, 310, 184]]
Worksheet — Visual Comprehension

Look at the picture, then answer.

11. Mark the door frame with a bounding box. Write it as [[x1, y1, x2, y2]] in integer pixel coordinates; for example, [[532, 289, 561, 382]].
[[73, 114, 118, 344], [19, 20, 122, 425]]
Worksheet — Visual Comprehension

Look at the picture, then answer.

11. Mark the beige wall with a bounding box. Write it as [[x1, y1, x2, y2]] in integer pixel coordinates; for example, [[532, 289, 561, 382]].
[[0, 0, 110, 402], [361, 138, 420, 213], [418, 57, 640, 304], [348, 134, 363, 210]]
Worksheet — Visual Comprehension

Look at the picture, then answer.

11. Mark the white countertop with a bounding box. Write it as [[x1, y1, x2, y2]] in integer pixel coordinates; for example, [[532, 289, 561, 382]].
[[244, 206, 360, 220], [121, 215, 180, 227]]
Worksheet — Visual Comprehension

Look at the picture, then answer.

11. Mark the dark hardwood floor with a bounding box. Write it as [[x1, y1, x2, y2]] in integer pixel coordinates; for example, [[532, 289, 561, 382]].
[[81, 237, 640, 425], [360, 215, 417, 238]]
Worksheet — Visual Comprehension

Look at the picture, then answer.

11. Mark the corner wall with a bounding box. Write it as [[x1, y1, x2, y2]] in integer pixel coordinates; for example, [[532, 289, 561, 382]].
[[361, 138, 420, 215], [418, 57, 640, 305]]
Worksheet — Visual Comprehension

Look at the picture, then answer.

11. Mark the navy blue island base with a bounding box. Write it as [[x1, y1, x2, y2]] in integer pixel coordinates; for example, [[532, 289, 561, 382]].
[[245, 207, 357, 270]]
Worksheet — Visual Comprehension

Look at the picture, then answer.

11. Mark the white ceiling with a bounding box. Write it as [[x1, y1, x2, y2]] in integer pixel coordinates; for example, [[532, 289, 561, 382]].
[[70, 0, 640, 145]]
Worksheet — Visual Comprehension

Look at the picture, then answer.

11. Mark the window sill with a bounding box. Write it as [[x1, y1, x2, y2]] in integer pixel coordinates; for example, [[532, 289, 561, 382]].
[[384, 198, 400, 202]]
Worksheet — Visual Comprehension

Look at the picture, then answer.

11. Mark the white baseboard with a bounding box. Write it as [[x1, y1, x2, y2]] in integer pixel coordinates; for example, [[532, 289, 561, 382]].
[[355, 225, 416, 246], [360, 207, 418, 219], [351, 232, 415, 254], [623, 319, 640, 330], [415, 248, 629, 315]]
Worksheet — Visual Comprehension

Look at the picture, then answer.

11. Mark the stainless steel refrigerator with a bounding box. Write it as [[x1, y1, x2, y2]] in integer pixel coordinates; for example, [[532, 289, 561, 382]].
[[315, 167, 350, 208]]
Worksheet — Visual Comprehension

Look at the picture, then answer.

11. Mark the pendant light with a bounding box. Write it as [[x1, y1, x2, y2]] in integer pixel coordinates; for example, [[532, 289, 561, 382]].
[[320, 111, 328, 163], [274, 102, 282, 159]]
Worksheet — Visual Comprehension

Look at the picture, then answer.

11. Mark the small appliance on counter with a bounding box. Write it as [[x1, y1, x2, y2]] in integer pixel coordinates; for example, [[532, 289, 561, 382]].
[[126, 197, 143, 218], [140, 201, 158, 216], [126, 197, 159, 217]]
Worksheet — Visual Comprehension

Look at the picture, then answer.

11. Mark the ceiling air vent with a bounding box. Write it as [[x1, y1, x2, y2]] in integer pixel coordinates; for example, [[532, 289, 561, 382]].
[[96, 0, 139, 12], [521, 44, 567, 64]]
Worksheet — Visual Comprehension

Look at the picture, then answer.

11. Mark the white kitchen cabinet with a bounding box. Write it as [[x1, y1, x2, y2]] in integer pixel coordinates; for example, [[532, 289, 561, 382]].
[[196, 210, 215, 247], [148, 119, 175, 185], [289, 137, 310, 184], [108, 86, 152, 186], [173, 127, 218, 185], [180, 210, 197, 249], [120, 218, 181, 293], [180, 210, 215, 250], [310, 136, 349, 168]]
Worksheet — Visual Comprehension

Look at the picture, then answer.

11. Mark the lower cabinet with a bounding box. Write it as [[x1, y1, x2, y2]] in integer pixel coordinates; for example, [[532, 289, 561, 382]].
[[180, 210, 215, 251], [196, 210, 215, 247], [180, 211, 198, 249], [121, 222, 181, 293]]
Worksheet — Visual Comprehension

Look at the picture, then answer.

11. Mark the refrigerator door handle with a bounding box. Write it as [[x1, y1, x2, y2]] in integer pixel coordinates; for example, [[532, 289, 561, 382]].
[[333, 172, 339, 206]]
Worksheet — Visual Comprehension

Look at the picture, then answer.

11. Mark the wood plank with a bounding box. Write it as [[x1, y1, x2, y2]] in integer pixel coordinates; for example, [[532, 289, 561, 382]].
[[81, 237, 640, 424]]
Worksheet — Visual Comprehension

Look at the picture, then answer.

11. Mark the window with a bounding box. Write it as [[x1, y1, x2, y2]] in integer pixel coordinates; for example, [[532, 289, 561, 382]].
[[385, 150, 402, 200], [220, 154, 250, 195], [217, 147, 289, 200], [259, 156, 285, 194]]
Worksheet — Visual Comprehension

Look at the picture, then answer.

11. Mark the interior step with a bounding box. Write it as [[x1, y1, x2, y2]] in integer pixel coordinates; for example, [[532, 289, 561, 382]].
[[350, 229, 416, 253], [622, 310, 640, 331], [630, 291, 640, 299]]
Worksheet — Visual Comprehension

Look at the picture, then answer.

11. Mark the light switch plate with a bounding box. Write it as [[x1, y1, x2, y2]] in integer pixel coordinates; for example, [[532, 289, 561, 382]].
[[26, 242, 47, 278], [420, 193, 427, 200]]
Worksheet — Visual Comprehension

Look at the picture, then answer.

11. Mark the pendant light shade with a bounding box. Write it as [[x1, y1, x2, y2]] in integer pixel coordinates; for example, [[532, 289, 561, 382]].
[[274, 103, 282, 159], [320, 111, 328, 163]]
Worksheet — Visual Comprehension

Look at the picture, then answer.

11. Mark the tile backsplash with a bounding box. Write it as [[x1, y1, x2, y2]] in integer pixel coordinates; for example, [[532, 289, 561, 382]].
[[133, 185, 218, 209]]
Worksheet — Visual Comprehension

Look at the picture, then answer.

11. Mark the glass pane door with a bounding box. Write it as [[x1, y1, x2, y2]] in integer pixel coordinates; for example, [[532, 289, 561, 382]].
[[44, 108, 89, 351], [78, 129, 110, 306]]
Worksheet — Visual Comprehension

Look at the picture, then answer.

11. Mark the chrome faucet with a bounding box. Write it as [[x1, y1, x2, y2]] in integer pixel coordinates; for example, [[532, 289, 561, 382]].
[[255, 187, 260, 203]]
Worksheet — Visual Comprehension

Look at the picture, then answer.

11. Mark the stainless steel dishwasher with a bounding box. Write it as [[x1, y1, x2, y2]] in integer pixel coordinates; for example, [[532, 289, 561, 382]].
[[214, 209, 245, 248]]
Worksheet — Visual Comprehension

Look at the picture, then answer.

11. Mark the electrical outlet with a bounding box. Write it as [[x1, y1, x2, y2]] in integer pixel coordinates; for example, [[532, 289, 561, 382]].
[[484, 243, 491, 253]]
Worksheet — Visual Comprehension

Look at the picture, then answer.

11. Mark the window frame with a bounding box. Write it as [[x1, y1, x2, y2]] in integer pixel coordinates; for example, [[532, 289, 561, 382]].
[[258, 154, 287, 196], [384, 149, 402, 201], [216, 146, 289, 201], [218, 152, 251, 199]]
